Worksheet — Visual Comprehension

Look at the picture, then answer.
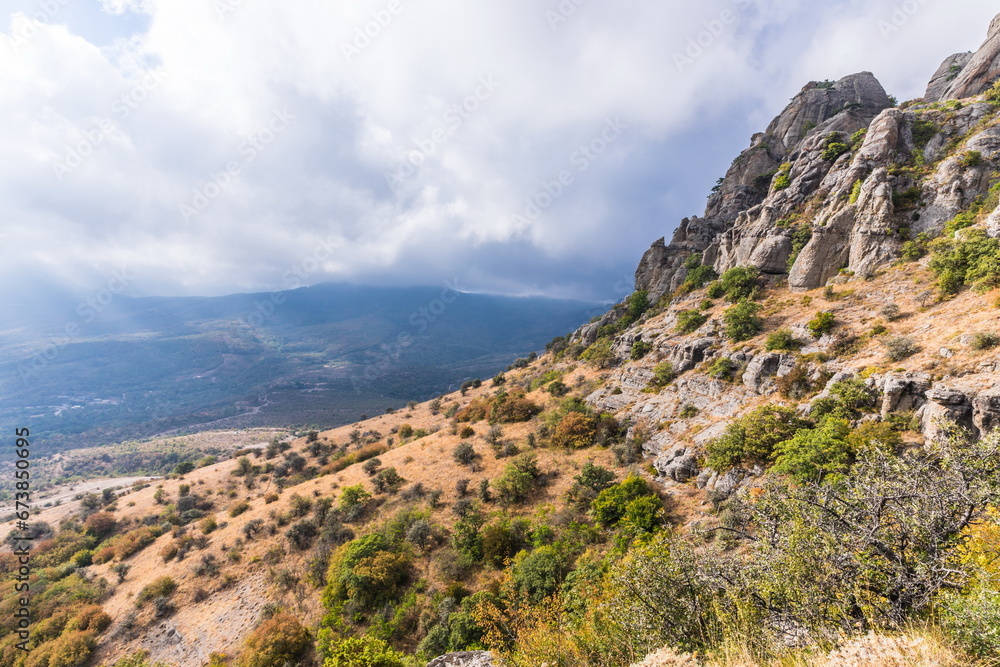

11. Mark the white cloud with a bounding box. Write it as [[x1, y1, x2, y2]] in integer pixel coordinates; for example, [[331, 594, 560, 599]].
[[0, 0, 997, 300]]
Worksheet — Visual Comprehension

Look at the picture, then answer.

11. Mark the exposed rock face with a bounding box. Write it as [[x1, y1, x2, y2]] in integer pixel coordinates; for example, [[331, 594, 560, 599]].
[[928, 13, 1000, 101], [426, 652, 494, 667], [634, 16, 1000, 296]]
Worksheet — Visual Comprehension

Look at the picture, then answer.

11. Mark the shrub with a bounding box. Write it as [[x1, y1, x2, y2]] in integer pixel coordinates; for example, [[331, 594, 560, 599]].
[[929, 229, 1000, 294], [806, 311, 836, 338], [723, 300, 763, 341], [648, 362, 676, 389], [83, 512, 117, 539], [971, 331, 1000, 350], [591, 476, 657, 528], [765, 328, 799, 351], [513, 546, 564, 602], [338, 485, 372, 520], [849, 178, 863, 204], [459, 426, 475, 439], [681, 263, 718, 293], [228, 501, 251, 518], [546, 380, 569, 397], [705, 405, 811, 471], [286, 519, 319, 550], [362, 458, 382, 477], [675, 310, 708, 334], [581, 339, 618, 369], [706, 281, 726, 299], [718, 266, 760, 302], [883, 336, 920, 361], [880, 303, 902, 321], [136, 576, 176, 606], [630, 340, 653, 360], [942, 590, 1000, 658], [493, 454, 543, 505], [452, 441, 478, 467], [322, 634, 408, 667], [481, 520, 529, 569], [372, 468, 406, 494], [821, 134, 850, 161], [238, 613, 311, 667], [773, 162, 792, 190], [772, 418, 854, 482], [958, 150, 983, 169], [551, 412, 599, 449], [706, 357, 737, 380]]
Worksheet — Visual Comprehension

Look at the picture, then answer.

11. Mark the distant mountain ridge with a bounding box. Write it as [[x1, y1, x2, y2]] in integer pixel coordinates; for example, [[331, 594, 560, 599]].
[[0, 282, 601, 451]]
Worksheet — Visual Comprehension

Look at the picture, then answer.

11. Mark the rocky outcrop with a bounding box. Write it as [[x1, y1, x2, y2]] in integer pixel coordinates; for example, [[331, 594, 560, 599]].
[[873, 372, 932, 417], [928, 13, 1000, 101], [635, 72, 893, 300], [426, 652, 494, 667], [741, 352, 795, 395]]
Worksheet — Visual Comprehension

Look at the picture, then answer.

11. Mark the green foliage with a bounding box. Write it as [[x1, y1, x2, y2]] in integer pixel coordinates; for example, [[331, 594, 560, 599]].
[[911, 117, 938, 148], [339, 485, 373, 517], [493, 454, 544, 505], [591, 476, 658, 528], [453, 441, 478, 467], [322, 634, 410, 667], [513, 546, 565, 602], [373, 468, 406, 495], [772, 418, 853, 482], [820, 133, 850, 161], [786, 225, 813, 271], [723, 300, 763, 342], [985, 79, 1000, 103], [958, 150, 983, 169], [900, 232, 931, 261], [706, 281, 725, 299], [971, 331, 1000, 350], [718, 266, 760, 302], [551, 412, 598, 449], [849, 128, 867, 146], [773, 162, 792, 190], [942, 589, 1000, 658], [136, 576, 176, 605], [675, 310, 708, 334], [765, 328, 799, 351], [681, 265, 718, 293], [647, 362, 676, 389], [929, 228, 1000, 294], [806, 311, 836, 338], [810, 378, 878, 421], [630, 340, 653, 360], [706, 357, 737, 380], [481, 520, 530, 569], [580, 339, 617, 369], [848, 178, 863, 204], [705, 405, 811, 471]]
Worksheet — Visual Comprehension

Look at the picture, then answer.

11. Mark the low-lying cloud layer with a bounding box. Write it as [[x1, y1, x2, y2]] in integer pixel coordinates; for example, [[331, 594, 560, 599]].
[[1, 0, 996, 301]]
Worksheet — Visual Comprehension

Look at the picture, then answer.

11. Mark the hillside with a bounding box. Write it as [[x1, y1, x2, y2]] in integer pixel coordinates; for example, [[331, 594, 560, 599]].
[[5, 12, 1000, 667], [0, 284, 598, 453]]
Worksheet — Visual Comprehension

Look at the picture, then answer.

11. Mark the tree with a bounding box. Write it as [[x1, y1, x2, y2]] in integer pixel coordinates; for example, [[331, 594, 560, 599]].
[[723, 300, 763, 341], [322, 635, 408, 667]]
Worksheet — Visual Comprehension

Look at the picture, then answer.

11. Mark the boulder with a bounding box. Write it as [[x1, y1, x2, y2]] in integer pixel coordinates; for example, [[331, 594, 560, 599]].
[[921, 386, 976, 441], [972, 386, 1000, 434], [427, 652, 494, 667], [875, 372, 932, 416]]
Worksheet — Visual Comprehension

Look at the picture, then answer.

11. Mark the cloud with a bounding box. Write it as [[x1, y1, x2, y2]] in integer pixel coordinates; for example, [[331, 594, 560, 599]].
[[0, 0, 997, 301]]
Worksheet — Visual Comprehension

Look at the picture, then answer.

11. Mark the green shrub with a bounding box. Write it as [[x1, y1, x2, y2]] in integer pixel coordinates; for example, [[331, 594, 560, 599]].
[[453, 441, 478, 466], [675, 310, 708, 334], [493, 454, 543, 505], [338, 485, 372, 519], [238, 614, 311, 667], [679, 405, 699, 419], [986, 79, 1000, 103], [581, 339, 617, 369], [787, 225, 813, 271], [971, 331, 1000, 350], [630, 340, 653, 360], [765, 328, 800, 351], [322, 634, 409, 667], [706, 357, 737, 380], [849, 179, 863, 204], [718, 267, 760, 302], [958, 150, 983, 169], [136, 576, 176, 606], [723, 300, 763, 341], [481, 520, 529, 569], [929, 229, 1000, 294], [398, 424, 414, 439], [648, 362, 676, 389], [551, 412, 598, 449], [591, 476, 657, 528], [772, 418, 854, 482], [706, 281, 726, 299], [773, 162, 792, 190], [373, 468, 406, 495], [806, 311, 836, 338], [942, 589, 1000, 658], [681, 265, 718, 293], [705, 405, 811, 471], [513, 546, 564, 602], [362, 458, 382, 477], [821, 133, 850, 161], [228, 501, 250, 518]]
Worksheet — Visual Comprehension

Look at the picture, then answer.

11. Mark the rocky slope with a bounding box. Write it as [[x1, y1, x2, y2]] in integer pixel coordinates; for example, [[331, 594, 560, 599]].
[[636, 14, 1000, 299]]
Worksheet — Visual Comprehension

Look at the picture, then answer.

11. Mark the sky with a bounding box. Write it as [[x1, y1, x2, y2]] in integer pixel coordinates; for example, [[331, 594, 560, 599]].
[[1, 0, 998, 303]]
